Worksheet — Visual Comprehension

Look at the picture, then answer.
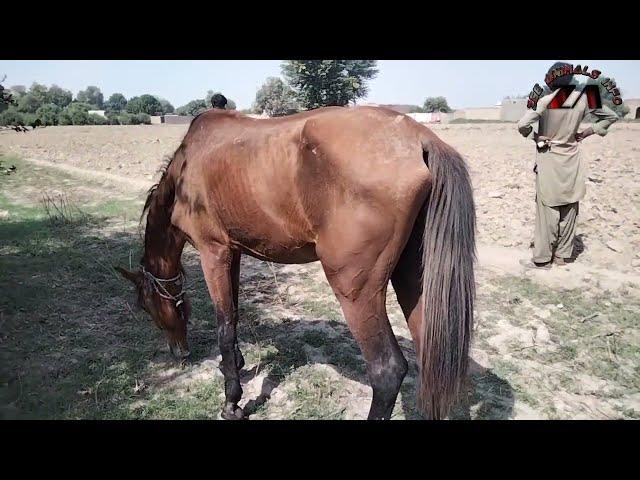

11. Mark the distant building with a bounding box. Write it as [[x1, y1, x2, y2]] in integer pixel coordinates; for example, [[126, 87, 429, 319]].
[[163, 115, 193, 125], [623, 98, 640, 119], [500, 97, 528, 122], [88, 110, 107, 118], [406, 112, 442, 123]]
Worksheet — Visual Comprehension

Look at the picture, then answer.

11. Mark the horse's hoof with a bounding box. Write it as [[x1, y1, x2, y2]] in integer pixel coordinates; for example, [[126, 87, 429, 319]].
[[220, 404, 245, 420]]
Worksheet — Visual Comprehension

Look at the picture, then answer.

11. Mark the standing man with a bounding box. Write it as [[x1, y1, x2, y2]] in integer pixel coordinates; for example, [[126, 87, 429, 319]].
[[518, 62, 619, 268]]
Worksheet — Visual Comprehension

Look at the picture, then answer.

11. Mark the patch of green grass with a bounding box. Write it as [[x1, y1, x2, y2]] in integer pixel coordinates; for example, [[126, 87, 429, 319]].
[[298, 299, 342, 321], [285, 367, 346, 420], [0, 154, 168, 419], [133, 381, 223, 420]]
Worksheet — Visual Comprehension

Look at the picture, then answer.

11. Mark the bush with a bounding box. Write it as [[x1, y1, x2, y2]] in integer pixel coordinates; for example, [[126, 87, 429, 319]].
[[136, 113, 151, 124], [126, 95, 162, 115], [36, 103, 62, 126], [0, 108, 25, 126]]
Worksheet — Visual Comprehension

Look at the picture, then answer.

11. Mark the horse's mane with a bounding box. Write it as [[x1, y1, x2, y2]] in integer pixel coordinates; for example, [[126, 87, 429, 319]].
[[140, 154, 177, 224]]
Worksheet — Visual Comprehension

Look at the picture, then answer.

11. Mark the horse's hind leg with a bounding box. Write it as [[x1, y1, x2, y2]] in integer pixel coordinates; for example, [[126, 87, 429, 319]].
[[333, 290, 408, 420], [318, 217, 408, 420], [390, 213, 424, 352], [200, 245, 245, 420]]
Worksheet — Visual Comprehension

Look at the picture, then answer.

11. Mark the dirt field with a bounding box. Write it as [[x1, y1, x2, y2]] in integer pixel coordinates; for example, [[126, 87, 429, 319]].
[[1, 122, 639, 419]]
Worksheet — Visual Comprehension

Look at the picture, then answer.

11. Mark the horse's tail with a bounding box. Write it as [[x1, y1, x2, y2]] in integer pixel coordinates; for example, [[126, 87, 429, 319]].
[[418, 137, 476, 419]]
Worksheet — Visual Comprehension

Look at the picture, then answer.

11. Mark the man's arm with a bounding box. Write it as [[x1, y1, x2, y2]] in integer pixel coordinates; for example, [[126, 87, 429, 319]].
[[576, 105, 619, 142], [517, 108, 541, 139]]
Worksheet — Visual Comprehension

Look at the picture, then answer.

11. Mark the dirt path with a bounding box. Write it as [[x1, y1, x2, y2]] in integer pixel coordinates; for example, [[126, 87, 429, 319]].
[[22, 157, 156, 191]]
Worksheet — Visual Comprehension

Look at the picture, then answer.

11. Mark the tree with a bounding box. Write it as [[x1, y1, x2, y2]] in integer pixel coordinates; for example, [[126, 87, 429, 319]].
[[9, 85, 26, 99], [1, 76, 14, 113], [126, 94, 162, 115], [35, 103, 62, 125], [253, 77, 299, 116], [59, 102, 93, 125], [0, 109, 25, 126], [16, 94, 41, 113], [76, 86, 104, 108], [176, 99, 207, 116], [155, 97, 175, 115], [423, 96, 452, 113], [47, 85, 73, 108], [282, 60, 378, 109], [104, 93, 128, 112], [29, 83, 49, 104]]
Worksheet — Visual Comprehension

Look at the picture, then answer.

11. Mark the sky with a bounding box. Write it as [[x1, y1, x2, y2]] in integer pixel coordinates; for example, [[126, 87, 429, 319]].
[[1, 60, 638, 110]]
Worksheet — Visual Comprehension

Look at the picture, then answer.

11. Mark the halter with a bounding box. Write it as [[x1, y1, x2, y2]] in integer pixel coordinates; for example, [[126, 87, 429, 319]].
[[141, 266, 186, 307]]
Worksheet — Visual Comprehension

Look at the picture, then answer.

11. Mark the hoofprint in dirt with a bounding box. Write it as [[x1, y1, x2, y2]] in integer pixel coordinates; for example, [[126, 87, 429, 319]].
[[1, 120, 639, 419]]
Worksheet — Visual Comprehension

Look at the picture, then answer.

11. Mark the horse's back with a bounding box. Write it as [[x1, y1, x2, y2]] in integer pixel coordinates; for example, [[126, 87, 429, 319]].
[[174, 107, 433, 262]]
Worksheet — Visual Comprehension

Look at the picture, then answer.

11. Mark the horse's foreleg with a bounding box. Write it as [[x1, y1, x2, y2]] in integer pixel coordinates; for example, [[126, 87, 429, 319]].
[[230, 251, 245, 370], [200, 245, 244, 420]]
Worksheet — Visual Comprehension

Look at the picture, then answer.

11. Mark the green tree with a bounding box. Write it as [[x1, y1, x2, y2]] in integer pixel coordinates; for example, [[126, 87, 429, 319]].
[[155, 97, 175, 114], [1, 76, 14, 113], [16, 94, 42, 113], [176, 99, 207, 116], [47, 85, 73, 108], [76, 86, 104, 108], [0, 109, 25, 126], [126, 94, 162, 115], [29, 83, 49, 104], [9, 85, 26, 99], [59, 102, 93, 125], [253, 77, 299, 116], [104, 93, 128, 112], [423, 96, 452, 113], [282, 60, 378, 109], [35, 103, 62, 125]]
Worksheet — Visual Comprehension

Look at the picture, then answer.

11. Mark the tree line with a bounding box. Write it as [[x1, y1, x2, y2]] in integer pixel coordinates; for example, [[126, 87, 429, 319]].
[[1, 61, 454, 127], [0, 83, 181, 127], [0, 82, 240, 127]]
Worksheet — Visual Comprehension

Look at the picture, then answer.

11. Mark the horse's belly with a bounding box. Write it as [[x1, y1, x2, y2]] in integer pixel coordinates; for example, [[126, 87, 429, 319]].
[[236, 240, 319, 264]]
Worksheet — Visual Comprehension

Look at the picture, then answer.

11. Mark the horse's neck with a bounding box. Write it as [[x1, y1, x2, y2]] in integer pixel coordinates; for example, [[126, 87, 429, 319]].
[[143, 194, 185, 277]]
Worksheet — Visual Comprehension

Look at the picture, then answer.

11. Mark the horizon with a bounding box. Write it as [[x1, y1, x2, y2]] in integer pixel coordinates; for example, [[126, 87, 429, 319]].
[[1, 60, 639, 111]]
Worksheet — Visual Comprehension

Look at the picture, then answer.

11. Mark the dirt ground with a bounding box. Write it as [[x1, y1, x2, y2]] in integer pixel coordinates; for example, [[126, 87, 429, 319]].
[[1, 121, 639, 420]]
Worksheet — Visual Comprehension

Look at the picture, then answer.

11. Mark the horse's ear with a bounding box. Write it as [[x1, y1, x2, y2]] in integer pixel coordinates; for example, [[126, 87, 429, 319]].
[[115, 266, 141, 285]]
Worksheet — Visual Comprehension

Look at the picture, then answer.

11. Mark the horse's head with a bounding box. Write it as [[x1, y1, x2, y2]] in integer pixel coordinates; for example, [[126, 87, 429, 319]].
[[115, 266, 191, 360]]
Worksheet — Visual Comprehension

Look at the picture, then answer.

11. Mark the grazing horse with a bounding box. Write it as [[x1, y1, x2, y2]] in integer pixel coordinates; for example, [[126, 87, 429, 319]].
[[116, 106, 476, 420]]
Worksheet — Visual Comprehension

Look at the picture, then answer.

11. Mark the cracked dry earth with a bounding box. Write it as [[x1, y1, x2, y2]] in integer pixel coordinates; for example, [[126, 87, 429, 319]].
[[1, 122, 638, 419]]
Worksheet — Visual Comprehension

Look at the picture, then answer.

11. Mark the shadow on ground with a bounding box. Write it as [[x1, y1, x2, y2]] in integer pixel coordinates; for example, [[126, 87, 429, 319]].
[[1, 212, 515, 420]]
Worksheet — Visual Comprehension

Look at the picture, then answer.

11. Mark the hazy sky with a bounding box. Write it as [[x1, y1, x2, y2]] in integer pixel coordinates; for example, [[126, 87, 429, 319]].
[[1, 60, 638, 110]]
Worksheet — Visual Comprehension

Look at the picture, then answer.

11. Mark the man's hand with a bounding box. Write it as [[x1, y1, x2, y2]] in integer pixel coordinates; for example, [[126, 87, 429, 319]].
[[533, 133, 551, 152], [575, 127, 594, 142]]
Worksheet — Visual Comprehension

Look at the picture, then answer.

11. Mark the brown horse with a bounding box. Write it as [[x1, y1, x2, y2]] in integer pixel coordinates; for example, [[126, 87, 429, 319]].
[[116, 106, 476, 420]]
